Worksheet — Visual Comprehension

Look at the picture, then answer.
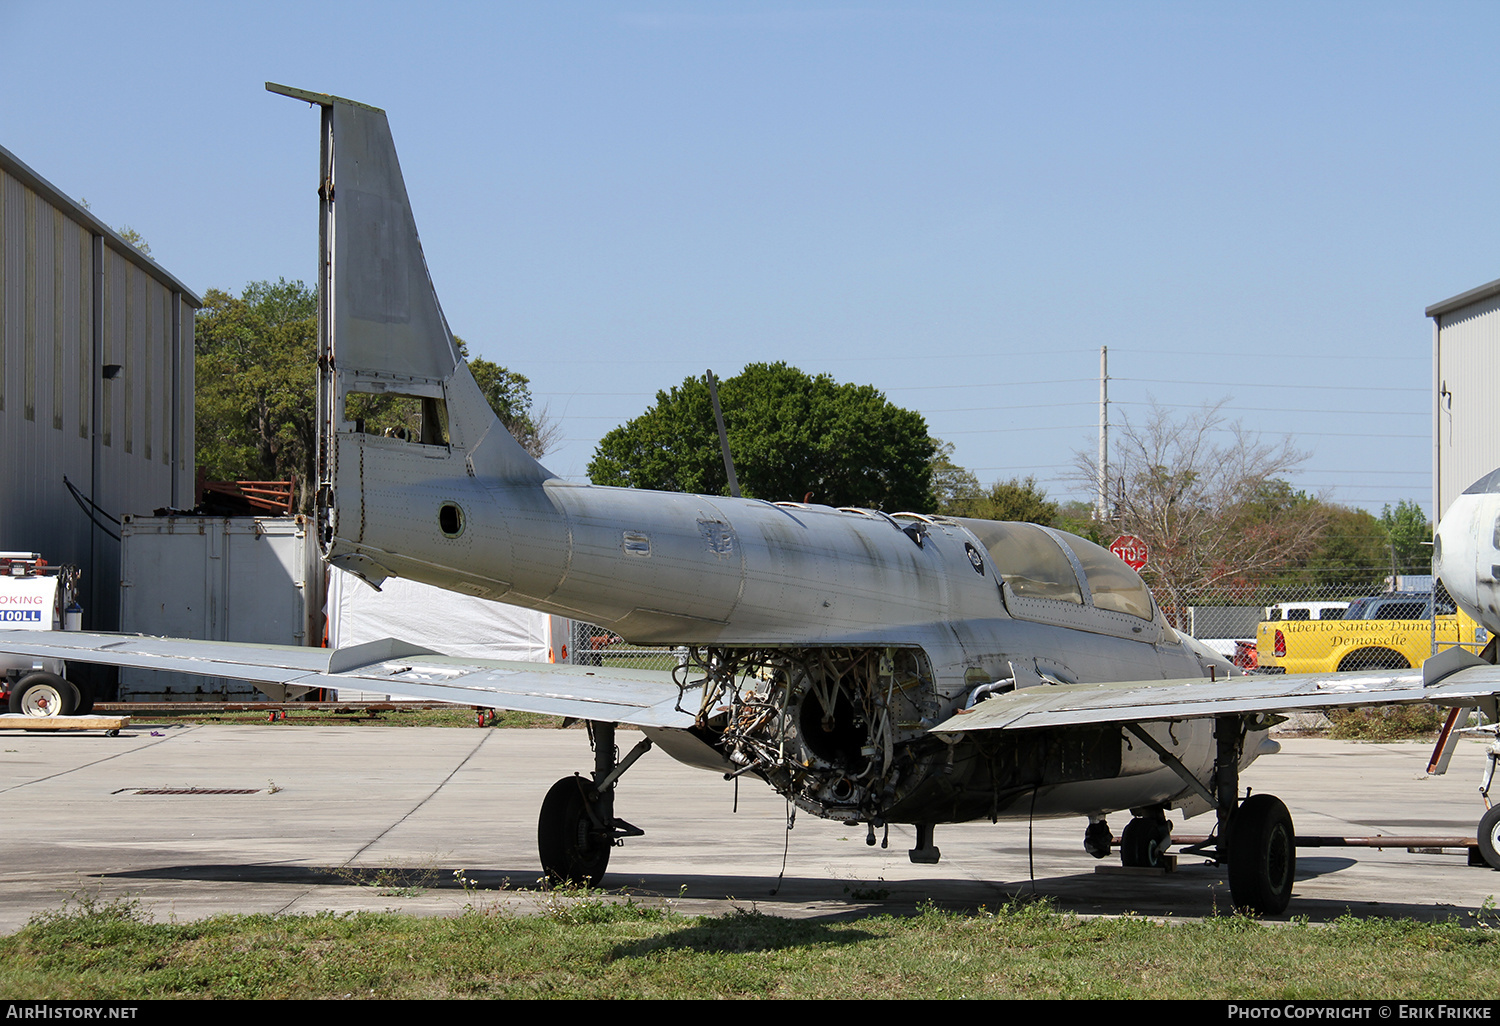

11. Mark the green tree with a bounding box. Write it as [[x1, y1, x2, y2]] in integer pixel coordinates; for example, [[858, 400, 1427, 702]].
[[929, 440, 982, 513], [1381, 499, 1432, 577], [1052, 500, 1108, 544], [980, 477, 1060, 524], [196, 280, 550, 509], [116, 226, 150, 256], [936, 467, 1059, 525], [588, 362, 937, 511], [195, 279, 319, 510], [1276, 503, 1390, 591]]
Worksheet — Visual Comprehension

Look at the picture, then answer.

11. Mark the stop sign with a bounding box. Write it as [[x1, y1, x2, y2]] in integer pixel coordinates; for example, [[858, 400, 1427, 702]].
[[1109, 534, 1149, 570]]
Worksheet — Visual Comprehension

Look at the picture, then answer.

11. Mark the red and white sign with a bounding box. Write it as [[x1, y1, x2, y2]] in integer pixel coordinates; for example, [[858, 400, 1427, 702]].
[[1109, 534, 1149, 571]]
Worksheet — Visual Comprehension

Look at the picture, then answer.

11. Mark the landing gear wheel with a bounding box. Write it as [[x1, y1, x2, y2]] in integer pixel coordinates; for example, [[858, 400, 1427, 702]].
[[1228, 794, 1296, 915], [1083, 819, 1112, 859], [1120, 816, 1172, 868], [9, 672, 78, 717], [538, 775, 611, 887], [1476, 806, 1500, 869]]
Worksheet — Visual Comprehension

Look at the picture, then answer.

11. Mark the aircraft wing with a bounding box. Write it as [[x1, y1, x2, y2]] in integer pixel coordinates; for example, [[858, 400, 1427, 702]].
[[0, 630, 697, 729], [932, 646, 1500, 733]]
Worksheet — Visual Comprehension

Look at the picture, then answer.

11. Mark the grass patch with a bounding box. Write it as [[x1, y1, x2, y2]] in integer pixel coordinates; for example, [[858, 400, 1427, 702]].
[[5, 893, 1500, 999]]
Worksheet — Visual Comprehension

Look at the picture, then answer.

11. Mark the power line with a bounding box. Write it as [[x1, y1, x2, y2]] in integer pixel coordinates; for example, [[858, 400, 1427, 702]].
[[887, 378, 1093, 391], [1113, 348, 1427, 362], [1114, 377, 1426, 393]]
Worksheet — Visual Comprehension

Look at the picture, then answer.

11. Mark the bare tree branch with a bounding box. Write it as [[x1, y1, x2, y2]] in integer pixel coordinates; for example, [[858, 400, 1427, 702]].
[[1075, 399, 1326, 626], [510, 402, 562, 459]]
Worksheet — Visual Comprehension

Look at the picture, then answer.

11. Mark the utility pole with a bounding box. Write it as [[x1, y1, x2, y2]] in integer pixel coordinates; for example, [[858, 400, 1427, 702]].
[[1098, 345, 1109, 520]]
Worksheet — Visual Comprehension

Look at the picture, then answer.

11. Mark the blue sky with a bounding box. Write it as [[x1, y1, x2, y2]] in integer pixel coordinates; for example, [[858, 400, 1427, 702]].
[[4, 1, 1493, 517]]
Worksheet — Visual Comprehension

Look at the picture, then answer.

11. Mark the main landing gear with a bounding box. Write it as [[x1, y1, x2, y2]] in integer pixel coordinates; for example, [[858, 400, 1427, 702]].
[[1213, 714, 1296, 914], [537, 721, 652, 887], [1469, 723, 1500, 870], [1098, 715, 1295, 915], [1226, 793, 1296, 914]]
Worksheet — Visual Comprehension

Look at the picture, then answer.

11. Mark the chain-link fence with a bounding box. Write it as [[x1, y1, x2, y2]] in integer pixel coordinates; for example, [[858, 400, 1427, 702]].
[[571, 621, 682, 672], [1164, 573, 1442, 642]]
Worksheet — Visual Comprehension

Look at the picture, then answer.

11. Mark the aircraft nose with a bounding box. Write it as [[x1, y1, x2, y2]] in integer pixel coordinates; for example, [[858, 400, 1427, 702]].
[[1434, 480, 1500, 632]]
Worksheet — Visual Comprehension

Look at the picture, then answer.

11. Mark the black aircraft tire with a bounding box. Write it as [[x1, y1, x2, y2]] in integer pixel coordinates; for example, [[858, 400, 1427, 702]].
[[1229, 794, 1296, 915], [8, 672, 78, 718], [1120, 817, 1168, 868], [73, 679, 94, 716], [1476, 806, 1500, 869], [538, 776, 611, 887]]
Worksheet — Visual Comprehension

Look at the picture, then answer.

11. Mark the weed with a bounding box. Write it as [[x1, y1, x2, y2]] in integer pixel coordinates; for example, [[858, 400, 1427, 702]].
[[985, 894, 1060, 925], [533, 882, 678, 924], [1328, 704, 1447, 740], [1469, 895, 1500, 930], [7, 901, 1500, 998], [28, 888, 151, 929], [914, 898, 958, 920], [1203, 907, 1263, 933], [322, 859, 444, 897], [451, 868, 496, 913]]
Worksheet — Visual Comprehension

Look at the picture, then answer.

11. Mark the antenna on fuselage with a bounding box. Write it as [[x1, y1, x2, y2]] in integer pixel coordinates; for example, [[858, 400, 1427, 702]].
[[706, 370, 742, 499]]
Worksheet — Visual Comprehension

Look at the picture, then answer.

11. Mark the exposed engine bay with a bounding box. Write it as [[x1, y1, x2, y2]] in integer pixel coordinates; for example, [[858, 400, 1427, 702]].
[[675, 645, 1128, 827]]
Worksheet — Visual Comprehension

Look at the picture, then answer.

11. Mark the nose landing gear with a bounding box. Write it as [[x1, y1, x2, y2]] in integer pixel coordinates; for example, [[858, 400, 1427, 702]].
[[1083, 818, 1112, 859]]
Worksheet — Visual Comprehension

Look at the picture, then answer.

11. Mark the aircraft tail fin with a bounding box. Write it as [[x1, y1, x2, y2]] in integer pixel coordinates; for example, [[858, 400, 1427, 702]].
[[267, 82, 552, 487]]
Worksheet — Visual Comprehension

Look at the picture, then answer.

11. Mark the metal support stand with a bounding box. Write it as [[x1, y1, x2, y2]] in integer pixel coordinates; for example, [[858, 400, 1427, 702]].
[[587, 720, 650, 840], [1213, 714, 1242, 863], [591, 721, 617, 833], [909, 822, 941, 864]]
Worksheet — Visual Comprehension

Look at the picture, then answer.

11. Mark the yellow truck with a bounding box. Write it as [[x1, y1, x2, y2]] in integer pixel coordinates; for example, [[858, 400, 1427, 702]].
[[1256, 591, 1488, 674]]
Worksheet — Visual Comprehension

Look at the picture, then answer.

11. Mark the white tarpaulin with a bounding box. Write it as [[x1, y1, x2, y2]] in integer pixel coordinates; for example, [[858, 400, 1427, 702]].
[[326, 569, 566, 700]]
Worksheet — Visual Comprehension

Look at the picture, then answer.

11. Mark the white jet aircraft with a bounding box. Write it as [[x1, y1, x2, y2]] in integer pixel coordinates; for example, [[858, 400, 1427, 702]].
[[5, 84, 1500, 916]]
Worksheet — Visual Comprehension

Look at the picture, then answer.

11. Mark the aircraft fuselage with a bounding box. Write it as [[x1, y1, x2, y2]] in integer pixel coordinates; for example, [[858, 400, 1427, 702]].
[[323, 401, 1235, 827]]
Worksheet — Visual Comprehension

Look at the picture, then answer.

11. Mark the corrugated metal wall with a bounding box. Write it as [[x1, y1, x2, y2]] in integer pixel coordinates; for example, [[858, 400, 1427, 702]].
[[1434, 291, 1500, 519], [0, 152, 197, 630]]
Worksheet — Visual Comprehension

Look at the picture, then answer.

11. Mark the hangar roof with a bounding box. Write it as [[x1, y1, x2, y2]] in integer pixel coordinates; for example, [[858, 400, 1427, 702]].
[[0, 143, 200, 307], [1427, 277, 1500, 320]]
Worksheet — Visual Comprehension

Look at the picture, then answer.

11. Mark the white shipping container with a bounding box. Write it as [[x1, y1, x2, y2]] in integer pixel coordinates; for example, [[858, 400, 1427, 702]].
[[118, 515, 323, 700]]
